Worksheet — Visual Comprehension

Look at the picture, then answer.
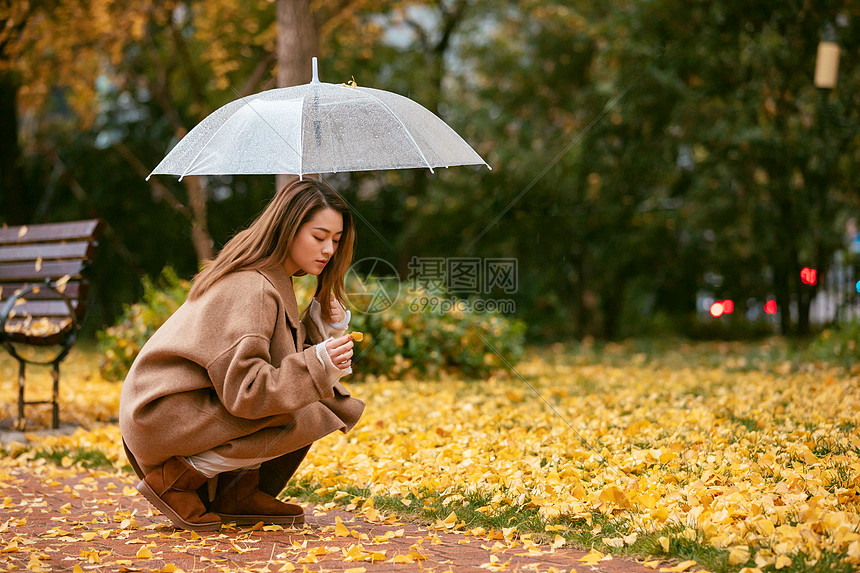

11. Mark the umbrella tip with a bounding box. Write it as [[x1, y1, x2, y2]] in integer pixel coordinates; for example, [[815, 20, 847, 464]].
[[311, 57, 319, 83]]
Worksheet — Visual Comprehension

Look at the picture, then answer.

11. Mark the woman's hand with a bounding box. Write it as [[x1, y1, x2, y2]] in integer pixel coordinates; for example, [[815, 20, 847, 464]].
[[327, 293, 346, 324], [325, 335, 353, 370]]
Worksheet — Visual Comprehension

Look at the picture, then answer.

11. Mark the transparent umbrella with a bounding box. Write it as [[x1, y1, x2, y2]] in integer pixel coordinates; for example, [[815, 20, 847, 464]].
[[148, 58, 490, 180]]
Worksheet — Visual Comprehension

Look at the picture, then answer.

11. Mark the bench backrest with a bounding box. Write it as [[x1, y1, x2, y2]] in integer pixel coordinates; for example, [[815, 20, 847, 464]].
[[0, 219, 103, 345]]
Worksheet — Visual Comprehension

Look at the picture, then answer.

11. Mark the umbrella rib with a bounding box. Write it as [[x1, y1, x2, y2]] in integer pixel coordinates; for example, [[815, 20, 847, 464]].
[[178, 93, 303, 180], [355, 89, 435, 173], [299, 89, 308, 179], [177, 95, 256, 180]]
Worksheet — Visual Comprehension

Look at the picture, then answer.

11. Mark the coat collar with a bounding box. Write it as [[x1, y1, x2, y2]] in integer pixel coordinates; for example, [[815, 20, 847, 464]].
[[257, 263, 300, 328]]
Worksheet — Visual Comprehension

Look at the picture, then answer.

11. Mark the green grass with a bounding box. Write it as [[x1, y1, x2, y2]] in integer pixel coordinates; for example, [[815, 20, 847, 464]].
[[0, 444, 127, 471], [536, 335, 844, 375], [282, 479, 856, 573], [283, 480, 546, 534], [33, 446, 116, 468]]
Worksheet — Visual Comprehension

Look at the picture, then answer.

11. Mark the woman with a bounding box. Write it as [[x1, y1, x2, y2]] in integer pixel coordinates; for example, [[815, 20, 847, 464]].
[[119, 177, 365, 532]]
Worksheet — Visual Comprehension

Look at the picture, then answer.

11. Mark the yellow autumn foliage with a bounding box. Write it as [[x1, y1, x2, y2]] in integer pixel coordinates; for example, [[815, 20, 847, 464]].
[[299, 353, 860, 567], [1, 343, 858, 568], [4, 0, 392, 130], [7, 0, 156, 127]]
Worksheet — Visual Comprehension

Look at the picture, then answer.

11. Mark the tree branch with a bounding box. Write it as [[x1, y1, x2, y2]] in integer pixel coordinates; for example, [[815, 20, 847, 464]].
[[436, 0, 469, 54], [142, 16, 184, 133], [45, 146, 145, 275], [112, 141, 193, 221], [237, 51, 277, 97], [169, 21, 206, 114], [403, 15, 430, 51]]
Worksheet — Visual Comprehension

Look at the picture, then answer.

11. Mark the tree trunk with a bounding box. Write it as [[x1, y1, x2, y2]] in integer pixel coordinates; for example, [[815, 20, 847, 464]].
[[166, 126, 215, 264], [797, 289, 811, 336], [773, 264, 792, 335], [572, 256, 587, 338], [275, 0, 319, 191], [601, 273, 627, 340], [0, 71, 27, 223], [397, 12, 453, 272], [184, 176, 213, 262]]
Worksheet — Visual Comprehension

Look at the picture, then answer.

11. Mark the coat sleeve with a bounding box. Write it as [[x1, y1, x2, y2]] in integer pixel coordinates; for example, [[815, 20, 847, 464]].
[[204, 281, 335, 420]]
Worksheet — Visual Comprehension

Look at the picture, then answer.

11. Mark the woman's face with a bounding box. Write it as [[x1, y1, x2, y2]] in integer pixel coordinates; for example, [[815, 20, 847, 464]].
[[286, 207, 343, 276]]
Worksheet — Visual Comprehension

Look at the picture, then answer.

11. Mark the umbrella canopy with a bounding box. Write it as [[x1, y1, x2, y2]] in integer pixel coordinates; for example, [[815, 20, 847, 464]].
[[148, 58, 490, 180]]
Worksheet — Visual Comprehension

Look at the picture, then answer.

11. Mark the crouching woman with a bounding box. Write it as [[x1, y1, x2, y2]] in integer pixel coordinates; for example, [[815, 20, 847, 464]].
[[119, 177, 365, 531]]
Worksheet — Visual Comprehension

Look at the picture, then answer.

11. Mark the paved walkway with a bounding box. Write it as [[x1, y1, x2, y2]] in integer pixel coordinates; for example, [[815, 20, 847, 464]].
[[0, 435, 660, 572]]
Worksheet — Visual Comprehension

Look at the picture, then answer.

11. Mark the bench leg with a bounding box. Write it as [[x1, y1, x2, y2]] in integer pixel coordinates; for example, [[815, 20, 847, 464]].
[[17, 360, 26, 430], [14, 359, 62, 430], [51, 362, 60, 430]]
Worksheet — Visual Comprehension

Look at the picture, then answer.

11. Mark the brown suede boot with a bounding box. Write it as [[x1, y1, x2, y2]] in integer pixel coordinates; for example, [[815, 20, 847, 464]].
[[137, 456, 221, 532], [258, 445, 311, 498], [211, 469, 305, 526]]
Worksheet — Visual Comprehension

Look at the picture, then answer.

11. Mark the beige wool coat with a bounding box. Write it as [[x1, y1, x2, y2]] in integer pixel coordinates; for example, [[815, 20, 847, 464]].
[[119, 264, 365, 478]]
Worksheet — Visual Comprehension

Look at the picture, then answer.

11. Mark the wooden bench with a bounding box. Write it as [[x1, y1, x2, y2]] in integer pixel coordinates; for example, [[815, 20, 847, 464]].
[[0, 219, 103, 429]]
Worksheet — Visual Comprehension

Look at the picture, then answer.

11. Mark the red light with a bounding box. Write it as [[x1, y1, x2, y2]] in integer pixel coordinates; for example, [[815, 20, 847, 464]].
[[800, 267, 818, 285], [710, 302, 724, 318], [764, 300, 777, 315], [722, 300, 734, 314]]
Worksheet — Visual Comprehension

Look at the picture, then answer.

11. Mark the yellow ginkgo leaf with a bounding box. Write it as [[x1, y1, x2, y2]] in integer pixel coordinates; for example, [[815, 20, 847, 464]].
[[578, 549, 605, 564], [599, 485, 632, 508], [137, 546, 153, 559], [728, 546, 751, 566], [54, 274, 71, 293]]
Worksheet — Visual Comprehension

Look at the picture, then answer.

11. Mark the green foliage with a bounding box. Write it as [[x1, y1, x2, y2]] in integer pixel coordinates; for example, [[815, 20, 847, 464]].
[[805, 321, 860, 369], [345, 279, 527, 380], [97, 267, 190, 382], [682, 316, 776, 341], [16, 0, 860, 342], [98, 269, 526, 382]]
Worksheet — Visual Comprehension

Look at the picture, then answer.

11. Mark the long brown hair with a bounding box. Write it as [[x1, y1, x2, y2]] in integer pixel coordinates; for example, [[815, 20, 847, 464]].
[[188, 177, 354, 321]]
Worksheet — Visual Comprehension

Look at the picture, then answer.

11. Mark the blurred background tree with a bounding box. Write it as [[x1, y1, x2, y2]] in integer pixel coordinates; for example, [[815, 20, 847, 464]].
[[1, 0, 858, 341]]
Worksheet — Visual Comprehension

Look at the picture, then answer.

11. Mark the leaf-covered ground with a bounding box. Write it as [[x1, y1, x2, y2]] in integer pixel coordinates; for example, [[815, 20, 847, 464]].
[[1, 340, 858, 573]]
